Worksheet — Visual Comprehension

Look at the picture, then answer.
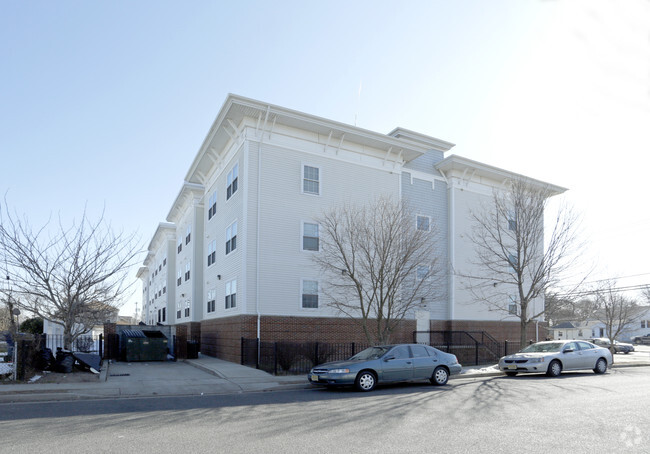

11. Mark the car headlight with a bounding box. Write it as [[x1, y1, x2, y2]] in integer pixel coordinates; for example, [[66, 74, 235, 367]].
[[328, 368, 350, 374], [529, 358, 545, 363]]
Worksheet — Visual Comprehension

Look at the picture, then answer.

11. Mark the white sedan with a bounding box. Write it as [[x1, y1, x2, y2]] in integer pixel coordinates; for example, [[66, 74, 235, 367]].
[[499, 340, 612, 377]]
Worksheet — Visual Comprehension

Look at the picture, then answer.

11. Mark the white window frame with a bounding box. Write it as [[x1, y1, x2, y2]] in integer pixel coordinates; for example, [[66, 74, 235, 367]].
[[207, 289, 216, 313], [302, 222, 320, 252], [226, 162, 239, 201], [225, 279, 237, 309], [185, 262, 191, 281], [301, 279, 319, 309], [416, 265, 430, 280], [508, 295, 518, 315], [208, 191, 217, 220], [302, 164, 320, 196], [177, 270, 182, 287], [207, 240, 216, 266], [416, 215, 431, 232], [226, 221, 237, 255], [185, 224, 191, 245]]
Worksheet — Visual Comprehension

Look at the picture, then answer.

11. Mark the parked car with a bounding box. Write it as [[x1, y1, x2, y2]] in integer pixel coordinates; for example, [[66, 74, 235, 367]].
[[632, 334, 650, 345], [308, 344, 462, 391], [588, 338, 634, 354], [498, 340, 612, 377]]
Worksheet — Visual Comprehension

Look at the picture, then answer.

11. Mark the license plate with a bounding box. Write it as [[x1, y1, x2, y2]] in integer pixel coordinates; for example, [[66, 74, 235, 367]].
[[507, 364, 517, 370], [311, 374, 318, 381]]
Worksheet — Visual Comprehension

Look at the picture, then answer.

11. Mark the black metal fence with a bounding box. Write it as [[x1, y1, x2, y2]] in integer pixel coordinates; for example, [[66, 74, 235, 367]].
[[242, 332, 528, 375], [241, 338, 370, 375]]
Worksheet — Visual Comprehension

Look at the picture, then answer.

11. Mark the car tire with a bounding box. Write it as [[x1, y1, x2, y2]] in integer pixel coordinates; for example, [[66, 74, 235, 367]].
[[593, 358, 607, 374], [546, 360, 562, 377], [505, 372, 518, 377], [355, 371, 377, 392], [430, 366, 449, 386]]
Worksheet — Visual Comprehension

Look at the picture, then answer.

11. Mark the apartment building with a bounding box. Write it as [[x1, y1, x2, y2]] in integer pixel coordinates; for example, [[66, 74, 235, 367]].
[[139, 94, 565, 360]]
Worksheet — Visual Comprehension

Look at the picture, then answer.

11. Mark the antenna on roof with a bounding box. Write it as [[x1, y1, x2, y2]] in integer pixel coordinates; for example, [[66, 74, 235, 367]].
[[355, 79, 362, 126]]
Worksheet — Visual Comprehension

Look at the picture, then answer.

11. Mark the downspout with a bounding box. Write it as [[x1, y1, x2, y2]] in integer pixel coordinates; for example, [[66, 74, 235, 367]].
[[438, 169, 455, 322], [256, 106, 270, 342]]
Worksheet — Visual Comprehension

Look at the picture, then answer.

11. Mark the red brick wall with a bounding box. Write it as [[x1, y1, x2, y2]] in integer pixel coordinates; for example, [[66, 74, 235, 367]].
[[199, 315, 548, 362]]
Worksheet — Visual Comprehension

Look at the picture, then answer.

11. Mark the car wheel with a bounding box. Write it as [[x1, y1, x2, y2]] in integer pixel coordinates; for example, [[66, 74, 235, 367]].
[[546, 360, 562, 377], [505, 372, 518, 377], [430, 366, 449, 386], [593, 358, 607, 374], [355, 371, 376, 392]]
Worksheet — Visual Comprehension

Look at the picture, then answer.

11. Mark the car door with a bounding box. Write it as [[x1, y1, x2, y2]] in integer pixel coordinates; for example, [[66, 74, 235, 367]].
[[381, 346, 414, 382], [576, 341, 599, 368], [561, 341, 586, 369], [410, 345, 437, 379]]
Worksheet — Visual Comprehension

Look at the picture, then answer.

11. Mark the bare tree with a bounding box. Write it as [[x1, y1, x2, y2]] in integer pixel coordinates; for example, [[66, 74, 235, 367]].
[[464, 178, 582, 346], [313, 197, 441, 344], [0, 202, 140, 349], [594, 281, 644, 358], [545, 292, 597, 326]]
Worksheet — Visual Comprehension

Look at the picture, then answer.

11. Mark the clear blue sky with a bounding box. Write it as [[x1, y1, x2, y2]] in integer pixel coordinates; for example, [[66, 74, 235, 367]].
[[2, 1, 649, 316]]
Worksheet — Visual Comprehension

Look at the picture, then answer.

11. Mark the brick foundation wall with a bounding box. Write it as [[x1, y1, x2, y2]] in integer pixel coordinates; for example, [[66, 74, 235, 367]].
[[199, 316, 548, 363], [428, 319, 549, 343]]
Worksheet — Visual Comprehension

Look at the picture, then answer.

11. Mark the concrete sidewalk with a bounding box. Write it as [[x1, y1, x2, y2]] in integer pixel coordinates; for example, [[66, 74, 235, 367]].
[[1, 349, 648, 404]]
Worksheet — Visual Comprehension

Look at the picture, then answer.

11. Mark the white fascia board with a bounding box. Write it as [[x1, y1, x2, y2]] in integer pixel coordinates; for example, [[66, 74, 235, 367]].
[[136, 266, 149, 279], [147, 222, 176, 253], [184, 94, 450, 184], [436, 154, 568, 195], [166, 182, 205, 223]]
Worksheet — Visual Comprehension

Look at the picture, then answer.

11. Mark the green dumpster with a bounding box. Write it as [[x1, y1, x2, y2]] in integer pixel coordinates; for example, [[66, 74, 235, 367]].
[[122, 330, 168, 361]]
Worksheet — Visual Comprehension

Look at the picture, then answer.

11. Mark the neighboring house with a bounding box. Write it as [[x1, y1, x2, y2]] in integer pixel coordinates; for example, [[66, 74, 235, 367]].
[[548, 320, 605, 340], [138, 94, 565, 361]]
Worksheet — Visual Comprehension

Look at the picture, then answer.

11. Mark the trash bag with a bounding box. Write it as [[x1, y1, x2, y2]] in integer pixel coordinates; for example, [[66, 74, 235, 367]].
[[55, 348, 75, 373], [37, 348, 55, 371]]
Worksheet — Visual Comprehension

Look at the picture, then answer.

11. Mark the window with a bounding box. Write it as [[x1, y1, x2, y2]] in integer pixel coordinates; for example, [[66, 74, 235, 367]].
[[509, 295, 518, 315], [157, 309, 161, 323], [226, 163, 238, 200], [184, 262, 191, 281], [177, 240, 182, 254], [163, 286, 166, 294], [642, 321, 647, 329], [410, 345, 429, 358], [184, 308, 190, 317], [185, 225, 191, 245], [226, 221, 237, 254], [303, 165, 319, 195], [508, 210, 517, 231], [163, 257, 167, 266], [158, 264, 162, 272], [177, 310, 181, 319], [177, 270, 182, 286], [208, 191, 217, 220], [225, 280, 237, 309], [302, 223, 319, 251], [417, 265, 429, 280], [416, 215, 430, 231], [207, 240, 216, 266], [302, 280, 319, 309], [508, 253, 518, 270], [162, 308, 166, 322], [207, 289, 216, 313]]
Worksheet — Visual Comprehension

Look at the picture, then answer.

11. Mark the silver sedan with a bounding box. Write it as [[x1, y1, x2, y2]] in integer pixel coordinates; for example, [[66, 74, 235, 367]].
[[499, 340, 612, 377]]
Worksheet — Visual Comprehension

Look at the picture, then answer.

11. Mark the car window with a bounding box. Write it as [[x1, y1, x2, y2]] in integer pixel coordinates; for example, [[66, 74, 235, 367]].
[[350, 346, 390, 360], [425, 346, 439, 358], [577, 341, 594, 350], [564, 342, 579, 351], [410, 345, 429, 358], [390, 346, 411, 359], [521, 342, 563, 353]]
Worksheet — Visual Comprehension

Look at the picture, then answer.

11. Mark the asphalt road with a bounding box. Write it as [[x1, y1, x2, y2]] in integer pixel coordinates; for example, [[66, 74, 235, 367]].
[[2, 366, 649, 454]]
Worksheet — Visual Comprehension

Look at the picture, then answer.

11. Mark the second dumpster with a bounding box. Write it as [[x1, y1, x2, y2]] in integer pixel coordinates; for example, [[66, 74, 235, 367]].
[[122, 330, 168, 361]]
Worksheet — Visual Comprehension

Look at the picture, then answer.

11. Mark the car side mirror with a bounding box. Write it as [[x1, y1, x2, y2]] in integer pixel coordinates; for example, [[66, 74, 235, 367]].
[[563, 348, 574, 353]]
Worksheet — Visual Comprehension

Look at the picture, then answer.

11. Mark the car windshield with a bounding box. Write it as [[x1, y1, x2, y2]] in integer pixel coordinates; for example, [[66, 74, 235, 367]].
[[520, 342, 564, 353], [349, 346, 390, 360]]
